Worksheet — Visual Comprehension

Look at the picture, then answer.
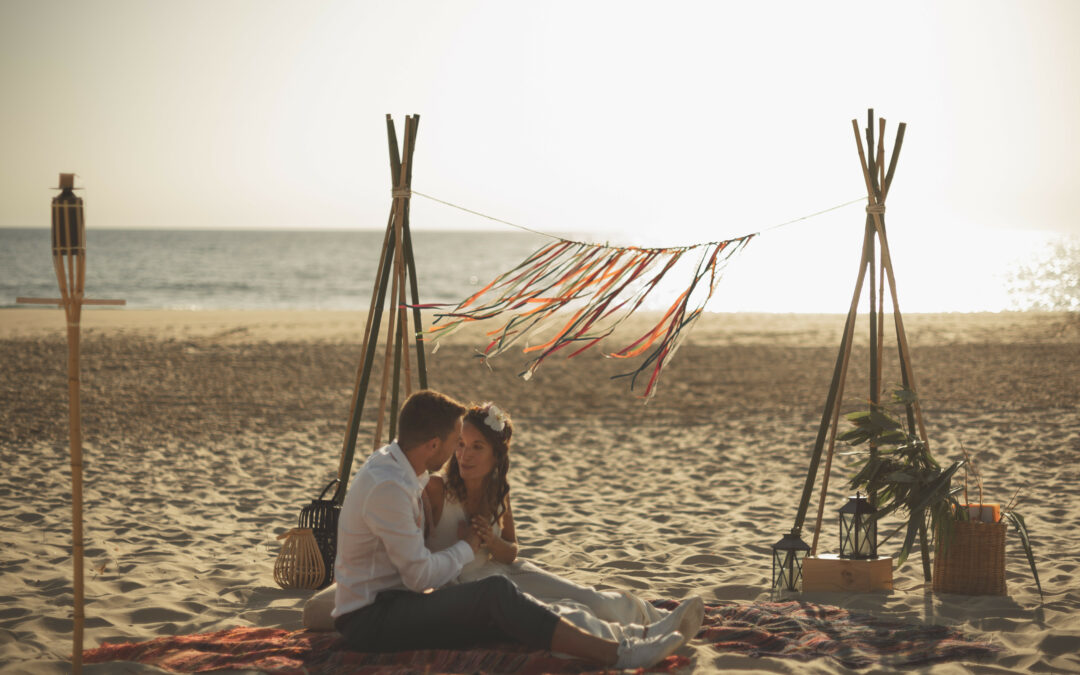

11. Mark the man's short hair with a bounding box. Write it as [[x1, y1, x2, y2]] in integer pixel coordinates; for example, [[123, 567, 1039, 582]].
[[397, 389, 467, 451]]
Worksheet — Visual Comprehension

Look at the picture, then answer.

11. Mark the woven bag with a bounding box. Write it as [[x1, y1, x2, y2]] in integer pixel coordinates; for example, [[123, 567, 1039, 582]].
[[933, 520, 1007, 595], [274, 528, 326, 590], [298, 479, 341, 590]]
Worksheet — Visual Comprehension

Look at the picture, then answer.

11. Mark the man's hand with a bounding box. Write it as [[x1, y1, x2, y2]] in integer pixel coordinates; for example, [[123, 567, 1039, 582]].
[[457, 519, 482, 553]]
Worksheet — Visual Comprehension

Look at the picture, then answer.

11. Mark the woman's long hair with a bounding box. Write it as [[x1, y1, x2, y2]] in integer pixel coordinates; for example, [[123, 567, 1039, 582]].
[[444, 403, 512, 524]]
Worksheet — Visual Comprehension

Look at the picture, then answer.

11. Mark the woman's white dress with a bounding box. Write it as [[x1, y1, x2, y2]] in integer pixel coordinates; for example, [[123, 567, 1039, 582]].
[[426, 499, 665, 641]]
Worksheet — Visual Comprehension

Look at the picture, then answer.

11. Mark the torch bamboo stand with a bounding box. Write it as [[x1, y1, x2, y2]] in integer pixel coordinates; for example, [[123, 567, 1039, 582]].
[[790, 110, 933, 584], [332, 115, 429, 504], [16, 174, 125, 673]]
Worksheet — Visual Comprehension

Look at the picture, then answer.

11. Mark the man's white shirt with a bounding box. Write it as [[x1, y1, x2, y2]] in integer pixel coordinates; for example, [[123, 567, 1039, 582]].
[[333, 442, 473, 619]]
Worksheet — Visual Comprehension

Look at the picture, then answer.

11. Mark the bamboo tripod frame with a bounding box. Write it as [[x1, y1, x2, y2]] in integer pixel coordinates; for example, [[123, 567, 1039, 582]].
[[332, 115, 429, 504], [790, 110, 934, 581], [16, 176, 125, 673]]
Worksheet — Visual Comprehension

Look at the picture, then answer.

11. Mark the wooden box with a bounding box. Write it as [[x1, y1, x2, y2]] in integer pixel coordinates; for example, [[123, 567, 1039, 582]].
[[802, 554, 893, 592]]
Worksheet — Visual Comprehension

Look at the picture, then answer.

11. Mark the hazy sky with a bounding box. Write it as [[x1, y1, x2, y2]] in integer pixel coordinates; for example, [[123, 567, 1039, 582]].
[[1, 0, 1077, 249]]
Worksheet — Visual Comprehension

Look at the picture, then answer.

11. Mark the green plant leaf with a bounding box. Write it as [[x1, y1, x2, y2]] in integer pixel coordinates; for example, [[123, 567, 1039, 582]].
[[849, 455, 883, 488], [897, 512, 923, 567], [871, 499, 903, 521], [1002, 511, 1043, 597], [885, 470, 916, 483], [878, 430, 910, 446], [931, 500, 958, 555], [844, 411, 874, 424], [891, 388, 918, 405], [905, 462, 963, 517], [869, 409, 903, 431], [839, 428, 871, 444]]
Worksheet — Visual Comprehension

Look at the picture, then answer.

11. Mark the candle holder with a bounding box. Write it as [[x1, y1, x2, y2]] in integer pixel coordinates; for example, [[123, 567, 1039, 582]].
[[771, 530, 811, 593], [839, 492, 878, 560]]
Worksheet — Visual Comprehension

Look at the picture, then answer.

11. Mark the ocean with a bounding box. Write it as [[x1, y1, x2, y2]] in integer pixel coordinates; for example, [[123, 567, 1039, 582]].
[[0, 228, 553, 312], [1, 227, 1076, 313]]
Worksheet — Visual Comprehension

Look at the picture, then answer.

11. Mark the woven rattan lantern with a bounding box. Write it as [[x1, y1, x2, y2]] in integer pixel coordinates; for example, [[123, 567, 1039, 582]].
[[297, 479, 341, 589], [274, 528, 326, 590], [771, 530, 811, 593], [839, 492, 878, 559]]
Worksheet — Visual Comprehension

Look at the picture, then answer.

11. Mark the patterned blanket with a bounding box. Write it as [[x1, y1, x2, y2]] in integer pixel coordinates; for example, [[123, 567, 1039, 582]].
[[83, 600, 1000, 673], [686, 600, 1000, 670]]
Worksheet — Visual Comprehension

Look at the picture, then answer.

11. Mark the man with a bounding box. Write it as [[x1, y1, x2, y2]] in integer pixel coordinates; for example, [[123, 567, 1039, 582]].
[[333, 389, 687, 668]]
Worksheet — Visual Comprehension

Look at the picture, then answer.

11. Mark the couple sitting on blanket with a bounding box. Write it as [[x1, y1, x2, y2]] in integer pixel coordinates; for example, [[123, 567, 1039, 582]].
[[328, 389, 705, 669]]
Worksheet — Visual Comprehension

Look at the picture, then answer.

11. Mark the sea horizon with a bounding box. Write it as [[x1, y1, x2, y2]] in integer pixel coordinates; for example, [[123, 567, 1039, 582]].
[[2, 226, 1076, 314]]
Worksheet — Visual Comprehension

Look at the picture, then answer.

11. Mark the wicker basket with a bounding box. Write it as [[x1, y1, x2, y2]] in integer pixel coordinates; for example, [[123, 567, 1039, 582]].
[[932, 520, 1007, 595], [298, 479, 341, 590], [274, 528, 326, 590]]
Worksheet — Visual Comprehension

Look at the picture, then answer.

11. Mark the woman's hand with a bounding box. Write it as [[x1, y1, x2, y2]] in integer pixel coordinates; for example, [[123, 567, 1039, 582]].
[[471, 515, 494, 547], [457, 519, 482, 553], [471, 515, 518, 563]]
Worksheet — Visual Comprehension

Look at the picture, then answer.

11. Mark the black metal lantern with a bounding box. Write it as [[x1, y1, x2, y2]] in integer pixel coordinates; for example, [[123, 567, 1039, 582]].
[[839, 492, 878, 559], [51, 173, 84, 255], [771, 530, 811, 592]]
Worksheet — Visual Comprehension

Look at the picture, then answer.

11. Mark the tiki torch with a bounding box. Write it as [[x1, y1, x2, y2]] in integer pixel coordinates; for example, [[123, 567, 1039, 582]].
[[16, 173, 125, 673]]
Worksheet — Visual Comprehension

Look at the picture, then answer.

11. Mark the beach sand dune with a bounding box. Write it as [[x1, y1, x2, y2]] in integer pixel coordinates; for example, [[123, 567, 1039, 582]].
[[1, 309, 1078, 673]]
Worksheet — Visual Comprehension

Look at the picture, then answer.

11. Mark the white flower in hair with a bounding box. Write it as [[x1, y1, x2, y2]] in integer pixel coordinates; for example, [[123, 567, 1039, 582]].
[[484, 405, 507, 433]]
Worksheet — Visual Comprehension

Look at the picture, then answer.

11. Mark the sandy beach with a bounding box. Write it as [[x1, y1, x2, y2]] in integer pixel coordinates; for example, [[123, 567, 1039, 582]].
[[1, 308, 1078, 673]]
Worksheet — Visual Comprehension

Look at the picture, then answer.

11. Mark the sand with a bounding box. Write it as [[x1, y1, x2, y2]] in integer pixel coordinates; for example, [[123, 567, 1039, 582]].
[[1, 308, 1078, 673]]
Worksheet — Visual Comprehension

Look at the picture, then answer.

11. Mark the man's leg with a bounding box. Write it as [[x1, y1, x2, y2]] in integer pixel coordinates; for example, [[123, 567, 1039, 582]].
[[338, 576, 559, 652], [550, 620, 616, 663], [337, 576, 678, 668]]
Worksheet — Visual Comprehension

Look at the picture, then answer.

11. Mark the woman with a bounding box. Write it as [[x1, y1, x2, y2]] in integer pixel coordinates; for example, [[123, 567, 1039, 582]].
[[424, 403, 704, 644]]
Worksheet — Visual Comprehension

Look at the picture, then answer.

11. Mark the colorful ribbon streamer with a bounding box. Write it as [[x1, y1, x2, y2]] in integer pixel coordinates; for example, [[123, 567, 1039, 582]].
[[428, 234, 755, 398]]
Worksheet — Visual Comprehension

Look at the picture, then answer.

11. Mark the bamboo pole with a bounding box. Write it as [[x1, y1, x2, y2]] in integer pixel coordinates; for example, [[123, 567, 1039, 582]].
[[398, 117, 418, 397], [877, 252, 885, 402], [58, 186, 84, 675], [399, 277, 413, 398], [402, 217, 428, 389], [867, 216, 878, 405], [876, 117, 887, 202], [879, 122, 918, 436], [386, 114, 402, 185], [390, 117, 415, 435], [66, 316, 84, 674], [388, 292, 404, 440], [374, 211, 402, 449], [864, 114, 884, 506], [809, 244, 870, 554], [401, 117, 428, 389], [333, 114, 427, 496], [792, 220, 875, 535], [386, 115, 416, 441], [866, 111, 880, 200], [333, 218, 395, 504], [854, 125, 927, 446], [853, 114, 935, 582], [63, 205, 85, 675], [875, 117, 887, 402], [872, 224, 928, 440]]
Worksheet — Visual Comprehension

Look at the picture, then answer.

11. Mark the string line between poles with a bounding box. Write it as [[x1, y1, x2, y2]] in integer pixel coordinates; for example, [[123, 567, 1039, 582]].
[[411, 190, 866, 250]]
